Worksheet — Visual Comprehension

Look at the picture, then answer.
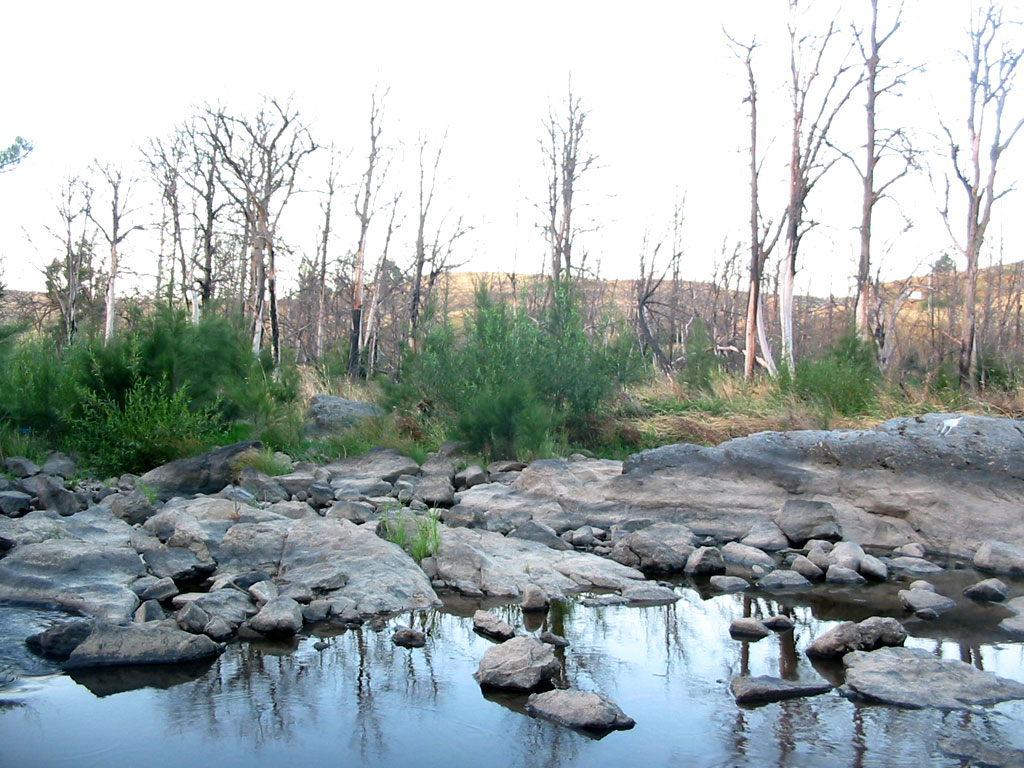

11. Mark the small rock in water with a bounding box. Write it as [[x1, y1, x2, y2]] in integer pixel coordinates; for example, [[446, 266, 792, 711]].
[[521, 584, 550, 612], [685, 546, 726, 576], [826, 565, 867, 584], [762, 615, 795, 632], [539, 630, 569, 647], [806, 616, 906, 659], [790, 555, 825, 581], [473, 610, 515, 641], [909, 580, 935, 592], [620, 583, 679, 605], [729, 617, 770, 640], [893, 542, 926, 559], [973, 539, 1024, 577], [709, 575, 749, 593], [525, 689, 635, 732], [898, 588, 955, 618], [392, 626, 427, 648], [888, 556, 943, 575], [756, 570, 812, 590], [730, 675, 832, 705], [313, 641, 330, 651], [858, 554, 888, 582], [963, 578, 1009, 602], [249, 596, 304, 635]]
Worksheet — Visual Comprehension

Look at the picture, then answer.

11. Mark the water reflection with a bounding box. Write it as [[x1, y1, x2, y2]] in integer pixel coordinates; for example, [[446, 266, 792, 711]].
[[2, 576, 1024, 767]]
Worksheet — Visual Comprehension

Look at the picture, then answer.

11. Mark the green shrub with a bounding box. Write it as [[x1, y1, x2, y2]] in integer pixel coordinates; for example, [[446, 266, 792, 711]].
[[456, 378, 555, 461], [791, 331, 879, 417], [682, 317, 721, 395]]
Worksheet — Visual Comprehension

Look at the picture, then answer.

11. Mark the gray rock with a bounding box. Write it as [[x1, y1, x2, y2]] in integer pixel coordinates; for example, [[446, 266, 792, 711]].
[[189, 589, 258, 628], [274, 471, 315, 497], [806, 616, 907, 659], [521, 584, 550, 612], [973, 539, 1024, 576], [41, 453, 76, 479], [301, 599, 332, 623], [525, 689, 635, 732], [790, 555, 825, 581], [473, 635, 559, 690], [25, 619, 94, 661], [217, 520, 291, 576], [909, 580, 935, 592], [415, 475, 455, 508], [249, 596, 303, 635], [421, 457, 456, 480], [807, 547, 831, 571], [841, 646, 1024, 710], [539, 630, 569, 647], [610, 530, 686, 573], [110, 490, 157, 526], [858, 553, 888, 582], [393, 626, 426, 648], [709, 575, 749, 593], [894, 542, 926, 558], [939, 737, 1024, 768], [620, 583, 679, 605], [307, 483, 335, 508], [142, 545, 216, 583], [248, 579, 279, 605], [139, 576, 178, 601], [455, 465, 487, 490], [203, 617, 234, 642], [772, 499, 842, 546], [64, 622, 221, 669], [828, 541, 865, 571], [963, 577, 1009, 602], [740, 520, 789, 551], [305, 394, 383, 435], [685, 546, 726, 576], [509, 520, 572, 551], [763, 614, 795, 632], [332, 477, 393, 500], [237, 468, 289, 504], [756, 570, 811, 590], [729, 617, 770, 640], [826, 565, 867, 584], [898, 588, 956, 617], [325, 500, 377, 523], [0, 491, 33, 517], [473, 610, 515, 641], [4, 456, 41, 478], [722, 542, 776, 570], [266, 500, 317, 520], [176, 602, 211, 634], [730, 675, 832, 704], [888, 556, 944, 574], [139, 441, 261, 501], [134, 599, 164, 623], [487, 460, 527, 474], [323, 447, 420, 484], [21, 475, 84, 517]]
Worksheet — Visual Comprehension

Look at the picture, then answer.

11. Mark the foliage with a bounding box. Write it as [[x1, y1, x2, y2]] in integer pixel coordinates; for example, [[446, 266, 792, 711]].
[[381, 506, 440, 562], [231, 447, 293, 477], [788, 331, 880, 417], [681, 317, 721, 395], [0, 136, 33, 173]]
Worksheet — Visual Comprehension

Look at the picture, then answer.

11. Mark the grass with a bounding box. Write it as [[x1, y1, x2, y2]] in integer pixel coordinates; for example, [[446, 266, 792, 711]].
[[230, 447, 294, 477], [380, 506, 441, 562]]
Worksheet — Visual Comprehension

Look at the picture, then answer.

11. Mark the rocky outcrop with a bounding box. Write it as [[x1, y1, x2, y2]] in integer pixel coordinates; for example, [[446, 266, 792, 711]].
[[138, 441, 261, 500]]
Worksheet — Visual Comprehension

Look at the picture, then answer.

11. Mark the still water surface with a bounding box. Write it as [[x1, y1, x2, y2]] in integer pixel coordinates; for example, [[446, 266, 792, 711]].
[[2, 571, 1024, 767]]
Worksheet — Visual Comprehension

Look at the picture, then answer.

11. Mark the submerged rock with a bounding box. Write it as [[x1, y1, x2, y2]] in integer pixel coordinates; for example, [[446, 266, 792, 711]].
[[841, 646, 1024, 710], [525, 689, 635, 732], [730, 675, 833, 705], [473, 636, 559, 690]]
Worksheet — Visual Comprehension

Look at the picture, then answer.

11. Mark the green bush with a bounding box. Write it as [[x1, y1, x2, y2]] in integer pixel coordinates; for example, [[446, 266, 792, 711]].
[[682, 317, 721, 395], [791, 331, 879, 417]]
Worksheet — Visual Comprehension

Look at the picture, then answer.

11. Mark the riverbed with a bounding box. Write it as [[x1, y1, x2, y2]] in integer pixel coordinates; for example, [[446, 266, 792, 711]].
[[2, 570, 1023, 767]]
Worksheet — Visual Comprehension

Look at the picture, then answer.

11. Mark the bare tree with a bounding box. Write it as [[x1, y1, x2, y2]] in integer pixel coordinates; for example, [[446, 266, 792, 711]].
[[849, 0, 920, 343], [939, 3, 1024, 388], [43, 177, 95, 344], [185, 109, 231, 319], [349, 90, 389, 378], [635, 235, 672, 373], [779, 0, 861, 370], [143, 133, 192, 311], [542, 83, 596, 289], [90, 163, 145, 344], [213, 97, 316, 363], [409, 132, 446, 347], [314, 145, 342, 361]]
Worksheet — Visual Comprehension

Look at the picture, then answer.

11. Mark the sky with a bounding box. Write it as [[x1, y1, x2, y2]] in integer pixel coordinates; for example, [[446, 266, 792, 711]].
[[1, 0, 1023, 301]]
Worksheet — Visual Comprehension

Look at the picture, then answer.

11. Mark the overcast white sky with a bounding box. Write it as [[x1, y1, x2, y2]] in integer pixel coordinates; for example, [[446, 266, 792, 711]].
[[1, 0, 1022, 300]]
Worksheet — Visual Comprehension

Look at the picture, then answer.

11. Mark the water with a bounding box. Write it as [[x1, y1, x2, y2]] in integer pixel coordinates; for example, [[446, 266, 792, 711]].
[[2, 571, 1024, 767]]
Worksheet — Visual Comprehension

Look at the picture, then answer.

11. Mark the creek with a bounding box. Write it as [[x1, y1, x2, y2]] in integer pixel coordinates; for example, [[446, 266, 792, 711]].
[[2, 569, 1023, 767]]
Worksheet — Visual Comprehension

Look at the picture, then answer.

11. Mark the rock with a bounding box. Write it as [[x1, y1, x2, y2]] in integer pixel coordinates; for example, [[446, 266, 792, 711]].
[[685, 546, 726, 576], [898, 588, 956, 617], [525, 689, 635, 732], [568, 525, 596, 548], [203, 617, 234, 642], [508, 520, 572, 551], [25, 619, 94, 661], [266, 500, 317, 519], [908, 579, 935, 592], [858, 553, 888, 582], [487, 460, 527, 474], [888, 556, 943, 575], [473, 610, 515, 641], [0, 491, 33, 517], [973, 539, 1024, 576], [63, 622, 221, 669], [307, 483, 334, 508], [414, 475, 455, 508], [41, 453, 76, 479], [21, 475, 84, 517], [841, 646, 1024, 710], [772, 499, 842, 546], [217, 520, 291, 576], [740, 520, 789, 551], [434, 527, 644, 600], [755, 570, 811, 590], [473, 636, 559, 690], [790, 555, 825, 581], [828, 541, 865, 571], [939, 737, 1024, 768], [325, 500, 376, 524], [806, 616, 907, 659], [722, 542, 776, 570], [807, 547, 831, 571], [730, 675, 832, 705], [762, 615, 795, 632], [274, 471, 315, 498], [190, 590, 258, 628], [539, 630, 569, 647], [249, 596, 304, 635], [139, 577, 178, 601], [142, 545, 216, 584], [455, 465, 487, 490], [304, 394, 383, 435], [301, 599, 332, 624], [134, 599, 164, 623], [110, 490, 157, 526], [393, 626, 426, 648], [610, 528, 687, 573], [0, 538, 144, 622], [521, 584, 550, 612], [620, 583, 679, 605], [176, 602, 211, 634], [4, 456, 41, 478], [237, 468, 289, 504], [709, 575, 749, 593], [826, 565, 867, 584], [248, 579, 279, 605], [323, 447, 420, 484], [138, 441, 261, 501], [963, 577, 1009, 602], [729, 617, 770, 640], [894, 542, 926, 558]]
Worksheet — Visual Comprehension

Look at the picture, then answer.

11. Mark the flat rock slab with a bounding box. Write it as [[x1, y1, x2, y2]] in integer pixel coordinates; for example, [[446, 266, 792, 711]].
[[435, 527, 644, 599], [64, 623, 221, 669], [841, 646, 1024, 710], [525, 689, 635, 732], [322, 447, 419, 483], [731, 675, 833, 705]]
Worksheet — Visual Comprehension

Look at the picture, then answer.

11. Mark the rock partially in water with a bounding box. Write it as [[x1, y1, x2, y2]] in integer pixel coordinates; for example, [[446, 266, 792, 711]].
[[722, 542, 776, 570], [249, 596, 303, 635], [685, 546, 726, 576], [756, 570, 811, 590], [898, 588, 956, 618], [525, 689, 635, 732], [392, 626, 426, 648], [473, 610, 515, 641], [962, 577, 1009, 602], [521, 584, 550, 612], [973, 539, 1024, 577], [841, 646, 1024, 710], [730, 675, 833, 705], [806, 616, 907, 659], [709, 575, 748, 593], [620, 582, 679, 605], [63, 623, 221, 669], [790, 555, 825, 581], [729, 617, 770, 640], [474, 635, 559, 690], [858, 553, 888, 582], [826, 565, 867, 584], [888, 556, 943, 575], [25, 619, 94, 661], [939, 737, 1024, 768]]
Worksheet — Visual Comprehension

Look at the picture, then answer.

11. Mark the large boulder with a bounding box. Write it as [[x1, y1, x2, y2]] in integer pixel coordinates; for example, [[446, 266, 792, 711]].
[[973, 540, 1024, 576], [525, 689, 635, 732], [63, 623, 221, 669], [772, 499, 842, 546], [138, 441, 261, 501], [473, 635, 559, 690], [841, 646, 1024, 710], [323, 447, 420, 484], [305, 394, 383, 435]]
